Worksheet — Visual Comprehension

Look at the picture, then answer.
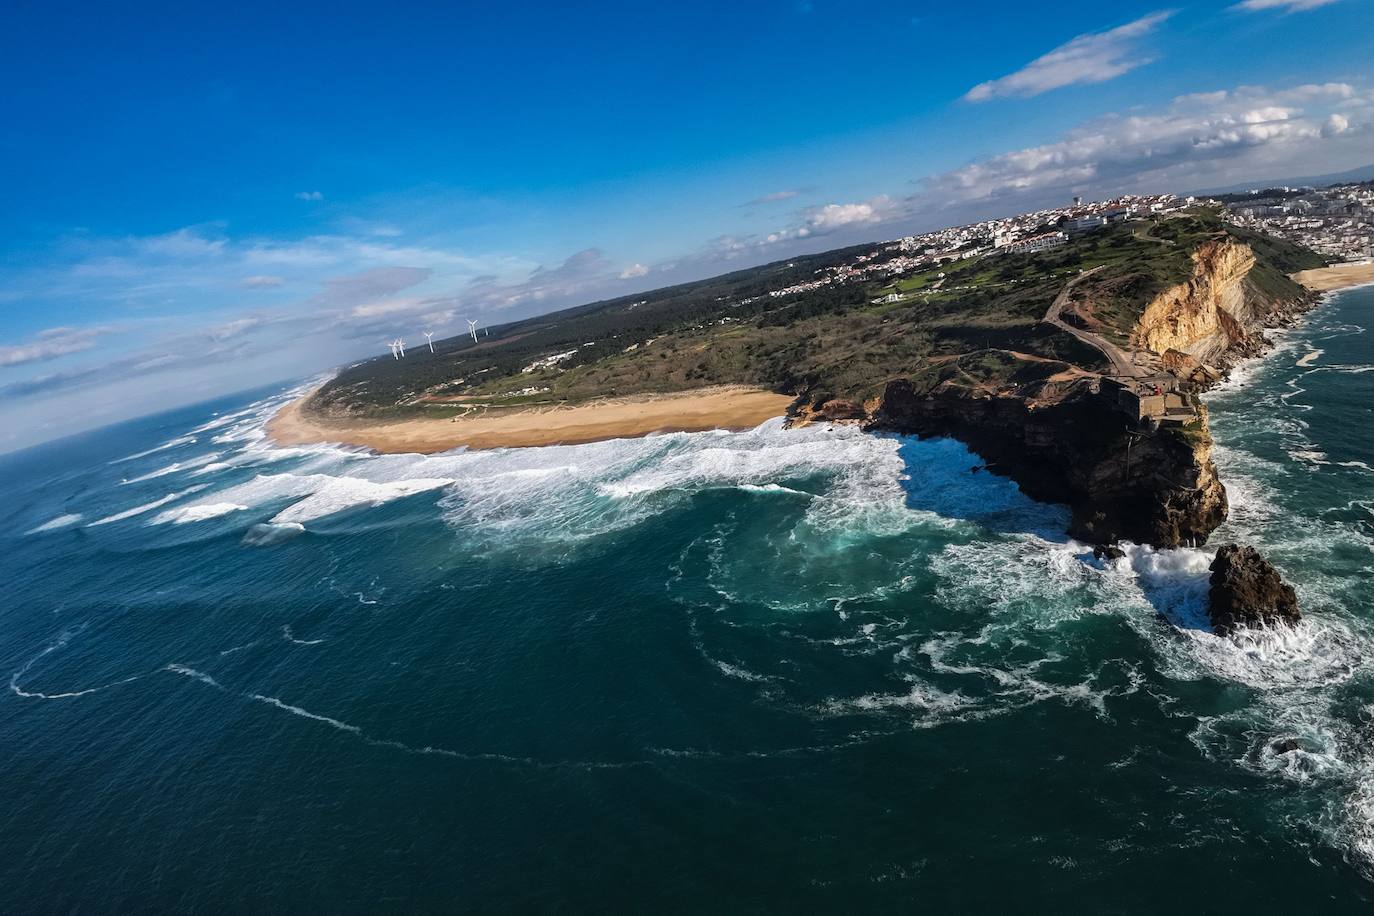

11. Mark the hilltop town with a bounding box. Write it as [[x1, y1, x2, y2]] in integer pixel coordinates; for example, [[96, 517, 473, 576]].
[[1222, 181, 1374, 262]]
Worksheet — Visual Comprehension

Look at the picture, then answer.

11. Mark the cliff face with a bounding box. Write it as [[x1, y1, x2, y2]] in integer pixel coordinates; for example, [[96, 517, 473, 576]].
[[1134, 238, 1257, 364], [865, 234, 1311, 549], [872, 379, 1226, 547]]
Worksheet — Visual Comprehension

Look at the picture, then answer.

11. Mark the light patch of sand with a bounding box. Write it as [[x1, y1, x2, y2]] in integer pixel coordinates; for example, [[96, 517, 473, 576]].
[[267, 386, 797, 453], [1293, 262, 1374, 292]]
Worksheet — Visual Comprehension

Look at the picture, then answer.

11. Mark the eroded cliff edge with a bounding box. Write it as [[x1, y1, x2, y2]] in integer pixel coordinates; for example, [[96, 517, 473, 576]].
[[866, 234, 1319, 548]]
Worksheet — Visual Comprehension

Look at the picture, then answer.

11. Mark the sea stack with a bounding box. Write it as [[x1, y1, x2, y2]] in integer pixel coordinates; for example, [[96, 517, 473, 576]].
[[1207, 544, 1301, 635]]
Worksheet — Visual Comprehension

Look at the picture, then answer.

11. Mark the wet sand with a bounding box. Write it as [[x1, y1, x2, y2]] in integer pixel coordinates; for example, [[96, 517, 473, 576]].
[[267, 386, 797, 453]]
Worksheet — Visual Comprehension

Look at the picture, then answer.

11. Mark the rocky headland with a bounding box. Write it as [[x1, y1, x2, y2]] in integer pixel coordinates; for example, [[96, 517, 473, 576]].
[[868, 235, 1320, 549]]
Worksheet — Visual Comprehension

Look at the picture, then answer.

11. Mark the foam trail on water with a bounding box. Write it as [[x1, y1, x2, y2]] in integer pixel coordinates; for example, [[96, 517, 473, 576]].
[[249, 695, 363, 734], [9, 627, 143, 699], [164, 664, 223, 689], [282, 626, 324, 646], [26, 513, 83, 535]]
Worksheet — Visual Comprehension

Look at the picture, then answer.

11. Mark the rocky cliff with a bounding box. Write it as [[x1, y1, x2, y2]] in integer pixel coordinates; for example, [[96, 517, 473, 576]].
[[1135, 237, 1318, 377], [1134, 238, 1257, 364], [872, 377, 1226, 546], [866, 234, 1314, 548]]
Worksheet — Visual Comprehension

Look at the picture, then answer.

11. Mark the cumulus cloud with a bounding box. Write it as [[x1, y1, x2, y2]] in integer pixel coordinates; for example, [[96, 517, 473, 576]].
[[294, 190, 324, 201], [0, 326, 114, 368], [1232, 0, 1341, 11], [964, 11, 1173, 102], [619, 263, 650, 279]]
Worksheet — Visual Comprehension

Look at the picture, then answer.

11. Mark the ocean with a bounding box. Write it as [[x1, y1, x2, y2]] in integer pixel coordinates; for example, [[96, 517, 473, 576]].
[[5, 285, 1374, 912]]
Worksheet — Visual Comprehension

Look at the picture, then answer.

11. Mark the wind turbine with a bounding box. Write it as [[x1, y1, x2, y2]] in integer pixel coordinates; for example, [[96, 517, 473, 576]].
[[423, 330, 435, 353], [388, 339, 399, 359], [467, 319, 479, 343], [396, 337, 406, 357]]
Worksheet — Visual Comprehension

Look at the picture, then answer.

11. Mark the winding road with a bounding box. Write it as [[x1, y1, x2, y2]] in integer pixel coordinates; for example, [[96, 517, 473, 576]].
[[1042, 267, 1147, 379]]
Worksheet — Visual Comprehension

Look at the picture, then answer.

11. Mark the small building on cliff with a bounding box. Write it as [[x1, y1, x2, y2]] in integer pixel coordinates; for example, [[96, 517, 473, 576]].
[[1099, 375, 1199, 426]]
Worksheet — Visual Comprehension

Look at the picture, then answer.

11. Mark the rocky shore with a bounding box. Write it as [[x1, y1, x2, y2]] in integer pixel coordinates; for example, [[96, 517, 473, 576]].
[[867, 237, 1322, 549]]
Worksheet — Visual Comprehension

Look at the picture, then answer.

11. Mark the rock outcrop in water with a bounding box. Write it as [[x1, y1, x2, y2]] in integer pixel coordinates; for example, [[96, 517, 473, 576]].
[[1208, 544, 1301, 635]]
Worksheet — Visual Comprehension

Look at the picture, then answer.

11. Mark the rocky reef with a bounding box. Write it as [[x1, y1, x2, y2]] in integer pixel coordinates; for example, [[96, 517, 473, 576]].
[[1208, 544, 1301, 634]]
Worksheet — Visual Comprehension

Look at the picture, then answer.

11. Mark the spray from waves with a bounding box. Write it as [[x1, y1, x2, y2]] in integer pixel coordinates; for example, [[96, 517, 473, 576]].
[[86, 485, 209, 527], [25, 513, 83, 535]]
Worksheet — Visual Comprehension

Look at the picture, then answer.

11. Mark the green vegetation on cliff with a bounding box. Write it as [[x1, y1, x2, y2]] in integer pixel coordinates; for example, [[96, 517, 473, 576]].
[[310, 210, 1321, 419]]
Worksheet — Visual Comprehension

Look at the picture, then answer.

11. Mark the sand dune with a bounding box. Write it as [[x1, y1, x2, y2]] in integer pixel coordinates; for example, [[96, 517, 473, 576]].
[[267, 386, 797, 453]]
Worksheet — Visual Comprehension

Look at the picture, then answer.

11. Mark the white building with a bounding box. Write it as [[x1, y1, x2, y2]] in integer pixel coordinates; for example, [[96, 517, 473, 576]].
[[1002, 231, 1067, 255]]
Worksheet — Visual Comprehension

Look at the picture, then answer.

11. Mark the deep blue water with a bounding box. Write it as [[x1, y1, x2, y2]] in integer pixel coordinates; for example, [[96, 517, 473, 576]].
[[5, 287, 1374, 912]]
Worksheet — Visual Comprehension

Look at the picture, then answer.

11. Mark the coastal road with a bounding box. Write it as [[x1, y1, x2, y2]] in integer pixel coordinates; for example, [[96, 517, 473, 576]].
[[1043, 267, 1147, 379]]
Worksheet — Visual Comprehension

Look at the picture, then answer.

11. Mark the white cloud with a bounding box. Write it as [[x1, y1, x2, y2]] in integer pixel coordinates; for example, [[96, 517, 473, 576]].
[[929, 81, 1371, 203], [0, 326, 113, 367], [239, 274, 285, 288], [1324, 113, 1351, 136], [619, 263, 649, 279], [804, 199, 890, 231], [294, 190, 324, 201], [964, 11, 1173, 102], [1232, 0, 1341, 11]]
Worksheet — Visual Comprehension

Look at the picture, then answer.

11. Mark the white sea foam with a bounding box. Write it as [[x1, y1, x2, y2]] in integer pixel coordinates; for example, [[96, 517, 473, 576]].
[[153, 472, 452, 529], [26, 513, 83, 534], [164, 664, 223, 689], [149, 503, 249, 524], [242, 522, 306, 546], [120, 453, 220, 484], [9, 626, 143, 699], [87, 486, 208, 526], [110, 434, 197, 463], [282, 625, 324, 646], [250, 694, 363, 733]]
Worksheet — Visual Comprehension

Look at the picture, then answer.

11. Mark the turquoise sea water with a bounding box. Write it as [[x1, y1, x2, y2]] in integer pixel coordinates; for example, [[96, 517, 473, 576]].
[[5, 286, 1374, 912]]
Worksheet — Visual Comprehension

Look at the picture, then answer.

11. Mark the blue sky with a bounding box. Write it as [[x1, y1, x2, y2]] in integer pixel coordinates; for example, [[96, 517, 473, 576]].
[[2, 0, 1371, 451]]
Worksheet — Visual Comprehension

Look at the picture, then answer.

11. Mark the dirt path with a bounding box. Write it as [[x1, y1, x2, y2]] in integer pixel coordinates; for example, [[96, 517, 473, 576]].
[[1042, 267, 1147, 379]]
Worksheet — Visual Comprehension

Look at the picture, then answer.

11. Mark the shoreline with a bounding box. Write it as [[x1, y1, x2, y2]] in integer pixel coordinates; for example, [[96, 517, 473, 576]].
[[267, 386, 797, 453], [1292, 261, 1374, 292]]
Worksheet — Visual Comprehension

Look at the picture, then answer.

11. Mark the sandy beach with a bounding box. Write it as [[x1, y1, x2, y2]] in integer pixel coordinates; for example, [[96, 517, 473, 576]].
[[267, 386, 797, 453], [1293, 261, 1374, 292]]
